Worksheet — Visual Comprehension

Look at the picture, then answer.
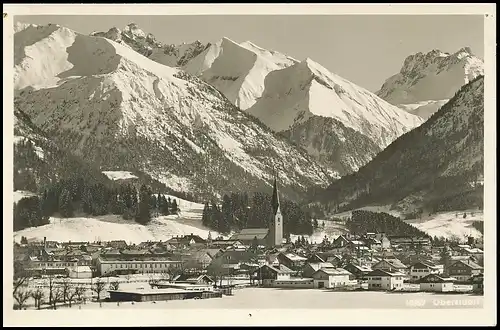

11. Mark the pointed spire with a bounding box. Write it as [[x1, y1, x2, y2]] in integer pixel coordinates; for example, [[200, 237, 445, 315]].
[[271, 167, 280, 215]]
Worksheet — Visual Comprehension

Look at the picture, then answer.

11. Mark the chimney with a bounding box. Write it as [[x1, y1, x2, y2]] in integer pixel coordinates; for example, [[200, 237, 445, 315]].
[[44, 237, 47, 249]]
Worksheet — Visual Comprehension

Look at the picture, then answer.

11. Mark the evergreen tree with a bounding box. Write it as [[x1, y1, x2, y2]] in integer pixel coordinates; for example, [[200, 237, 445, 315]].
[[251, 236, 259, 252], [171, 199, 179, 214], [220, 194, 232, 234], [202, 202, 210, 227], [157, 193, 162, 215], [59, 189, 74, 217], [135, 184, 151, 225], [150, 194, 158, 217], [161, 196, 170, 215]]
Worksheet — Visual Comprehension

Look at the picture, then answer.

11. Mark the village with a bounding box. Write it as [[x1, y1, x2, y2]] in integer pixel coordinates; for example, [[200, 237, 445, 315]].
[[12, 176, 485, 310], [12, 226, 484, 310]]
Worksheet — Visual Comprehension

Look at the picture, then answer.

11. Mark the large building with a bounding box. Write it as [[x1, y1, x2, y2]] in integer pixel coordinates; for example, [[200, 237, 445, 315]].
[[230, 172, 284, 248]]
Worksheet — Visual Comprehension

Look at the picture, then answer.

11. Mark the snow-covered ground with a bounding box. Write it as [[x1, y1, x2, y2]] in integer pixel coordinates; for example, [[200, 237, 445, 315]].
[[404, 210, 483, 240], [102, 171, 138, 181], [44, 287, 483, 310], [13, 195, 221, 243], [331, 205, 483, 240], [14, 190, 38, 203], [398, 99, 449, 120]]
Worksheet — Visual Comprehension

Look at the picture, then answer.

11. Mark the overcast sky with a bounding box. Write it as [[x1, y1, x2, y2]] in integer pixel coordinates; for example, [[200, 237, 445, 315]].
[[15, 15, 484, 92]]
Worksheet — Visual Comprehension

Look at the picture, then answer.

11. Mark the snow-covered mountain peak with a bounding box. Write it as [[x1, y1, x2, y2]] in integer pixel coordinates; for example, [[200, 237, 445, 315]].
[[14, 23, 335, 200], [377, 47, 484, 107], [123, 22, 147, 39], [454, 46, 474, 57], [182, 37, 298, 110], [247, 56, 423, 150]]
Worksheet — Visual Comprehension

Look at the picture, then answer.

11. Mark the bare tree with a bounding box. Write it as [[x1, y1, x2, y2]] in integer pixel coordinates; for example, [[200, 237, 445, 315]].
[[109, 280, 120, 291], [51, 287, 64, 310], [92, 278, 107, 301], [31, 287, 45, 310], [148, 277, 159, 289], [61, 278, 72, 303], [13, 275, 30, 296], [67, 287, 79, 308], [47, 274, 55, 306], [13, 288, 32, 310], [74, 284, 87, 304]]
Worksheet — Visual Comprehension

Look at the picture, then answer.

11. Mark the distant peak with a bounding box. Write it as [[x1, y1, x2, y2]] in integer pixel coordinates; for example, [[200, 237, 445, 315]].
[[123, 23, 146, 38], [455, 46, 474, 56], [126, 22, 140, 29], [221, 36, 239, 45]]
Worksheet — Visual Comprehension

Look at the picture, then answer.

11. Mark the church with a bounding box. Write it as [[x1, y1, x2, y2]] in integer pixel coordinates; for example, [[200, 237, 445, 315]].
[[230, 172, 284, 248]]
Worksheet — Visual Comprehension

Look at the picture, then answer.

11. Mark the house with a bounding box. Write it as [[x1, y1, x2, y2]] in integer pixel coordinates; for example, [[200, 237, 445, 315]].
[[332, 235, 351, 248], [302, 262, 335, 278], [418, 274, 455, 292], [172, 274, 214, 285], [25, 256, 78, 276], [372, 258, 408, 275], [107, 240, 128, 250], [165, 237, 183, 247], [375, 233, 391, 249], [344, 262, 372, 280], [365, 269, 405, 291], [209, 240, 244, 250], [310, 252, 343, 266], [362, 238, 382, 250], [447, 260, 483, 282], [312, 268, 352, 289], [96, 254, 183, 276], [67, 265, 93, 279], [181, 251, 214, 270], [230, 228, 270, 246], [388, 236, 431, 250], [469, 273, 484, 294], [179, 234, 207, 246], [251, 264, 294, 287], [460, 247, 484, 265], [207, 250, 258, 276], [409, 261, 443, 281], [276, 253, 307, 271]]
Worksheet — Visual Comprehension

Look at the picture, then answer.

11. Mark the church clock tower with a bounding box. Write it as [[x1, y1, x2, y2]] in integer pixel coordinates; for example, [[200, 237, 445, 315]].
[[269, 170, 284, 247]]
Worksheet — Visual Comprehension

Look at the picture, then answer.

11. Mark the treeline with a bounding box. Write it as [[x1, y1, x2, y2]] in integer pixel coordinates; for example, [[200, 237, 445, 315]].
[[471, 221, 484, 235], [13, 196, 49, 231], [346, 210, 430, 238], [13, 176, 181, 231], [201, 191, 317, 236]]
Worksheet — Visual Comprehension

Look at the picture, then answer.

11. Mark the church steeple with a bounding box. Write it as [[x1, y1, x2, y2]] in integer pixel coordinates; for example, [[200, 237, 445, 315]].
[[269, 167, 283, 247], [271, 169, 280, 216]]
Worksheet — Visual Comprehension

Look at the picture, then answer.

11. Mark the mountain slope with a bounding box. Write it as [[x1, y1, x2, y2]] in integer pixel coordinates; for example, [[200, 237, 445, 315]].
[[90, 24, 422, 175], [377, 48, 484, 119], [90, 23, 209, 68], [247, 58, 424, 174], [183, 37, 299, 110], [314, 75, 484, 215], [13, 108, 113, 193], [14, 23, 334, 202]]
